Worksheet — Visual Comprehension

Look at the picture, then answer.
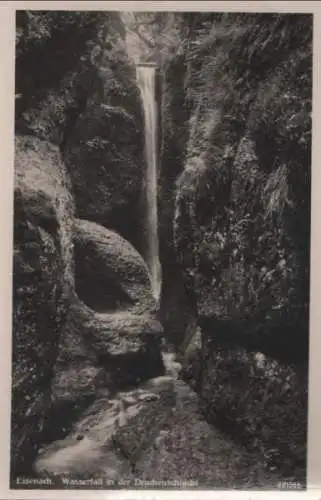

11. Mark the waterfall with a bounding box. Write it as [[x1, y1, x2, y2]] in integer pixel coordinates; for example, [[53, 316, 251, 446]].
[[136, 65, 162, 302]]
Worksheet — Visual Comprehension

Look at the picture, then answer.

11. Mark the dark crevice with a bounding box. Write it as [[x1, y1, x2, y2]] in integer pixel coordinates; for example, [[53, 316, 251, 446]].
[[75, 268, 134, 313]]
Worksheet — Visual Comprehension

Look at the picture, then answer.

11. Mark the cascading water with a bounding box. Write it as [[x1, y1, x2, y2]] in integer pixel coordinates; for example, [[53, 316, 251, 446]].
[[136, 65, 162, 302]]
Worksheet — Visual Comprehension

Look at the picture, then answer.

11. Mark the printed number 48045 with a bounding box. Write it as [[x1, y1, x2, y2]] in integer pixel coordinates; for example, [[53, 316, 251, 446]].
[[278, 481, 302, 489]]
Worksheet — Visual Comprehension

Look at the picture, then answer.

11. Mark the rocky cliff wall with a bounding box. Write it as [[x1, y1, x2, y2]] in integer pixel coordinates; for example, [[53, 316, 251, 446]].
[[16, 11, 145, 252], [12, 11, 163, 479], [160, 13, 312, 481], [12, 135, 75, 477]]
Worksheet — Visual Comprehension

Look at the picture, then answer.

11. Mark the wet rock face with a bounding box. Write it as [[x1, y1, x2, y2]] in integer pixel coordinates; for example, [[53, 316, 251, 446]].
[[160, 14, 311, 481], [171, 16, 311, 343], [174, 135, 310, 335], [12, 135, 74, 476], [34, 376, 175, 480]]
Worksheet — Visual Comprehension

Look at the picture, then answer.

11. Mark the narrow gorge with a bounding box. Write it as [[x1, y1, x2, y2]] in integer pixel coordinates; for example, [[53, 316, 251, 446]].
[[136, 64, 162, 302], [11, 10, 312, 490]]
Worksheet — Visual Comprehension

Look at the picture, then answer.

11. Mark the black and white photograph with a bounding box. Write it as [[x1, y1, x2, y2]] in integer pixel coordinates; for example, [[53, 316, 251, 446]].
[[10, 5, 312, 492]]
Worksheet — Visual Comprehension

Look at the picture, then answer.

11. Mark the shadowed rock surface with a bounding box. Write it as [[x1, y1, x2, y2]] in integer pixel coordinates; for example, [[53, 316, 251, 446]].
[[63, 101, 145, 250], [12, 135, 74, 476], [158, 13, 311, 483], [34, 356, 282, 489], [74, 218, 156, 314], [52, 299, 165, 402]]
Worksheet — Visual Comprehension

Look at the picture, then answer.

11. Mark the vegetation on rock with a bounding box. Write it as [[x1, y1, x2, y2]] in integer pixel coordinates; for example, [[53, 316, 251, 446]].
[[156, 12, 311, 483]]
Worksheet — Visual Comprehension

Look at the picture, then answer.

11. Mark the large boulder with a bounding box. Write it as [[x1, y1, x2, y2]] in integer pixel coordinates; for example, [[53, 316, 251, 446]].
[[163, 13, 311, 481], [12, 135, 74, 477], [53, 299, 165, 396], [50, 219, 165, 429], [73, 218, 156, 315]]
